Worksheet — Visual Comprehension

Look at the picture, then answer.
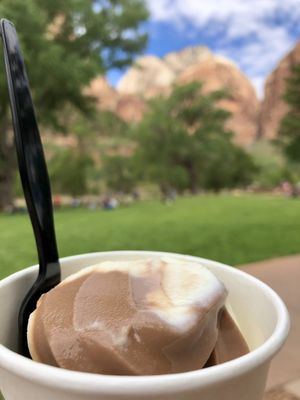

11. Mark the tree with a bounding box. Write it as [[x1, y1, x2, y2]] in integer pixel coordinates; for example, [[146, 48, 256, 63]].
[[70, 110, 135, 194], [71, 109, 130, 154], [133, 82, 255, 194], [102, 155, 137, 193], [202, 140, 256, 192], [0, 0, 148, 210], [278, 64, 300, 162], [48, 148, 93, 196], [249, 140, 296, 189]]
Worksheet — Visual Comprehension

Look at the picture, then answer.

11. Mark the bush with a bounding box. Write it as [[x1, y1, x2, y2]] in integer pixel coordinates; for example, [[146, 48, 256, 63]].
[[250, 141, 297, 189]]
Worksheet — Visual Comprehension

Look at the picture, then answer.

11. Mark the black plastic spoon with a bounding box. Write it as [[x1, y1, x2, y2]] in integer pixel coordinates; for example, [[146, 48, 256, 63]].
[[0, 19, 61, 357]]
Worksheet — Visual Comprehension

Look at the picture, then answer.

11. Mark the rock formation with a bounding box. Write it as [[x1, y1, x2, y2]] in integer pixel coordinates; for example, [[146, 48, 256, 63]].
[[259, 42, 300, 140], [118, 55, 175, 98], [89, 44, 300, 147], [85, 76, 119, 111], [117, 47, 214, 98], [177, 56, 259, 146], [117, 47, 259, 146], [115, 94, 146, 123], [86, 76, 145, 123]]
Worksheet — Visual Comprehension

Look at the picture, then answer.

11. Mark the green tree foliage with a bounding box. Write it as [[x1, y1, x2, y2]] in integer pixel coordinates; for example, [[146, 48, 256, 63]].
[[203, 145, 256, 191], [0, 0, 148, 125], [48, 148, 93, 196], [249, 140, 297, 189], [133, 82, 256, 194], [279, 64, 300, 162], [43, 109, 134, 196], [102, 155, 137, 193], [72, 110, 129, 150], [0, 0, 148, 209], [70, 110, 134, 194]]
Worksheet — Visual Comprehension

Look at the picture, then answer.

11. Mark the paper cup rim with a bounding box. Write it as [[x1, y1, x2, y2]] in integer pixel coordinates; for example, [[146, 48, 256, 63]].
[[0, 251, 290, 395]]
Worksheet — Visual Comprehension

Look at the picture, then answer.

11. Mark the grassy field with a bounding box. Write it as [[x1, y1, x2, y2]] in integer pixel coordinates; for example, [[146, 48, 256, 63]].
[[1, 194, 300, 279]]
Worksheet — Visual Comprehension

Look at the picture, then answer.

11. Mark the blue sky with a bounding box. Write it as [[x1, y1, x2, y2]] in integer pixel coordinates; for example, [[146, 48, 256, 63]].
[[107, 0, 300, 98]]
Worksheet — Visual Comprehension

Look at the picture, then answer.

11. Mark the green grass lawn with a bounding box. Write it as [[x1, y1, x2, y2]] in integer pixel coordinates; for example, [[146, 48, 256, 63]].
[[1, 194, 300, 279]]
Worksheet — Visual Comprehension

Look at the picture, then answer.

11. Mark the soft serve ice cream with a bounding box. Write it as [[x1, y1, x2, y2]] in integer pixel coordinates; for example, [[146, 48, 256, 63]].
[[27, 257, 248, 375]]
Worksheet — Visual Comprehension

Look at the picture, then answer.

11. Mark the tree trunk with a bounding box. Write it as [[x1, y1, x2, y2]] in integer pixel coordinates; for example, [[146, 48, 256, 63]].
[[181, 159, 200, 194], [186, 162, 199, 194], [0, 113, 16, 212], [190, 180, 199, 194]]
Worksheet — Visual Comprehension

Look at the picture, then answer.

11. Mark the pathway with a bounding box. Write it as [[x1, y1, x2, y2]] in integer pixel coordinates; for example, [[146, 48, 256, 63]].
[[241, 255, 300, 400]]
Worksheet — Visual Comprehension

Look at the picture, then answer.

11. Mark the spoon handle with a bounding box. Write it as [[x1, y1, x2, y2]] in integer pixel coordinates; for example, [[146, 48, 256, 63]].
[[1, 19, 59, 278]]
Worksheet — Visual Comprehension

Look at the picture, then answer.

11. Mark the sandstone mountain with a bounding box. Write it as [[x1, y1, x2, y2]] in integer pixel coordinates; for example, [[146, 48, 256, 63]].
[[115, 94, 146, 122], [118, 47, 213, 98], [259, 42, 300, 140], [176, 56, 258, 146], [85, 76, 119, 112], [87, 43, 300, 147], [116, 46, 259, 146], [86, 76, 145, 123]]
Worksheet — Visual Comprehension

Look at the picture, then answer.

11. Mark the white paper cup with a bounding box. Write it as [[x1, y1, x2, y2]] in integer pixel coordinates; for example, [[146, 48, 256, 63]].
[[0, 251, 289, 400]]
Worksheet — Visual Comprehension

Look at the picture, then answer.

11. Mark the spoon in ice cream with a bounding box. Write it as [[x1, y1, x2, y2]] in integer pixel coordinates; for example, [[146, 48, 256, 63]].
[[0, 19, 61, 357]]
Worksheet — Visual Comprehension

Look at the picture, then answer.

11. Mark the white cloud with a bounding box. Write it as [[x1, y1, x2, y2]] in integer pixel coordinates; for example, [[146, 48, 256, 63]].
[[146, 0, 300, 97], [147, 0, 300, 31]]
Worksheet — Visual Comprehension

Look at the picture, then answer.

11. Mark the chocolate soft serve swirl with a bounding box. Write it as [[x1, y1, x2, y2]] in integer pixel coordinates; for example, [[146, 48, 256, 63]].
[[27, 257, 249, 375]]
